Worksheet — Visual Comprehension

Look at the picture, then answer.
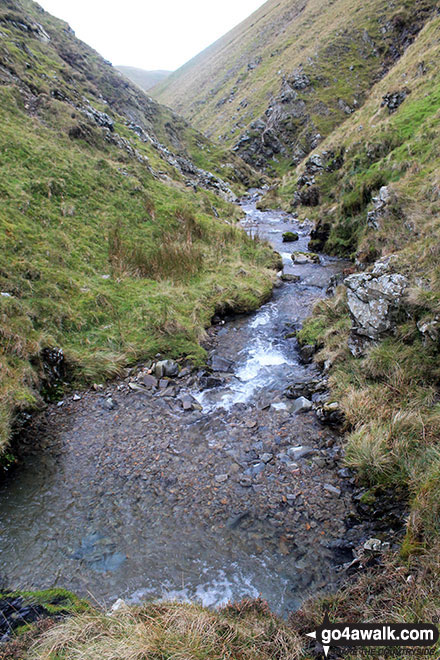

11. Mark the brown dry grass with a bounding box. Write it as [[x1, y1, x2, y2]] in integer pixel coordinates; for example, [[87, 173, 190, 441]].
[[28, 599, 301, 660]]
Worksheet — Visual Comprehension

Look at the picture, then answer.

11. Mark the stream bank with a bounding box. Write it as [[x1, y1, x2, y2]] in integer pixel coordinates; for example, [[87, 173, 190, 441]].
[[0, 192, 403, 620]]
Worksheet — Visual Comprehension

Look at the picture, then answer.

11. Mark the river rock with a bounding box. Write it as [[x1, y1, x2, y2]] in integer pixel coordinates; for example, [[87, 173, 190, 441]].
[[285, 380, 315, 399], [198, 373, 224, 390], [324, 483, 341, 497], [155, 360, 179, 378], [291, 396, 313, 414], [215, 474, 229, 483], [179, 393, 198, 411], [209, 355, 234, 372], [142, 374, 158, 388], [244, 463, 265, 477], [226, 511, 250, 529], [298, 344, 316, 364], [344, 267, 408, 343], [281, 273, 300, 282], [291, 251, 320, 265], [287, 445, 317, 460], [282, 231, 299, 242]]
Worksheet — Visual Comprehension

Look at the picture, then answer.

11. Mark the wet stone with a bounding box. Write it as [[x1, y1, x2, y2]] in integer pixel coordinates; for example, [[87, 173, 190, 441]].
[[291, 396, 313, 414], [0, 190, 377, 620], [209, 355, 234, 372], [142, 374, 158, 388], [287, 446, 317, 460]]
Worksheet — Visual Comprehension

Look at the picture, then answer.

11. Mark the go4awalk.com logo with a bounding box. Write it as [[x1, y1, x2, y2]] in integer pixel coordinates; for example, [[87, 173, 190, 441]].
[[307, 612, 439, 657]]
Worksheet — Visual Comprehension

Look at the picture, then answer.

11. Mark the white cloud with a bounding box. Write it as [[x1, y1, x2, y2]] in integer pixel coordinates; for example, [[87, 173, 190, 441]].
[[38, 0, 267, 71]]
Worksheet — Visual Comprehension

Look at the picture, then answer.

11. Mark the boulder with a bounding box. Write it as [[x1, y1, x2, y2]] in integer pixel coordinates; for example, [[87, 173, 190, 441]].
[[381, 89, 410, 114], [291, 251, 320, 265], [282, 231, 299, 242], [298, 344, 316, 364], [417, 317, 440, 343], [344, 264, 408, 342], [308, 219, 331, 251], [209, 355, 234, 373], [291, 396, 313, 414], [281, 273, 300, 282], [155, 359, 179, 378]]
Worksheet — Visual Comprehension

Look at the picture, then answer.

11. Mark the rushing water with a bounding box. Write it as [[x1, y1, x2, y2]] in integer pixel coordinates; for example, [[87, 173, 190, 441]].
[[196, 190, 344, 412], [0, 191, 350, 616]]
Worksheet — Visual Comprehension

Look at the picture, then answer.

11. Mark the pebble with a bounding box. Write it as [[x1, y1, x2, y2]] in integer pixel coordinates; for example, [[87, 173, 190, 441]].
[[215, 474, 229, 483], [287, 446, 317, 460], [142, 374, 157, 388], [324, 484, 341, 497]]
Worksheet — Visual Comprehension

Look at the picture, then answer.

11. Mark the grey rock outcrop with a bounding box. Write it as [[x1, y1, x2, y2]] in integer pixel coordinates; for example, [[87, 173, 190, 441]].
[[381, 88, 410, 113], [367, 186, 393, 230], [344, 258, 408, 351]]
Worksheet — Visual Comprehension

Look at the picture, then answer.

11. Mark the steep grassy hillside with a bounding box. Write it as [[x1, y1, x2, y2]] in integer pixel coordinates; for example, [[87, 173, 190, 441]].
[[116, 66, 171, 92], [0, 0, 278, 454], [264, 13, 440, 636], [154, 0, 437, 172]]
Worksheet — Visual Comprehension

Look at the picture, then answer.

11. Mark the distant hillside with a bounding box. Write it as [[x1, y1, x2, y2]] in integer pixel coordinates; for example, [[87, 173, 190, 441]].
[[116, 66, 171, 92], [0, 0, 275, 451], [154, 0, 437, 171]]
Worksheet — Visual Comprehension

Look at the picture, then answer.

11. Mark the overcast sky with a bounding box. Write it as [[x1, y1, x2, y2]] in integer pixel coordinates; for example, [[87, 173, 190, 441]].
[[38, 0, 267, 71]]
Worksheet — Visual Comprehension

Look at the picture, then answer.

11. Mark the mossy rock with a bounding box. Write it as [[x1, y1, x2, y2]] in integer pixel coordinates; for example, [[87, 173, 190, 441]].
[[282, 231, 299, 242], [291, 251, 320, 264]]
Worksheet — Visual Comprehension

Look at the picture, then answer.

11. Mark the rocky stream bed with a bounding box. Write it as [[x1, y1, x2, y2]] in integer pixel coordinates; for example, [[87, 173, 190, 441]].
[[0, 192, 405, 629]]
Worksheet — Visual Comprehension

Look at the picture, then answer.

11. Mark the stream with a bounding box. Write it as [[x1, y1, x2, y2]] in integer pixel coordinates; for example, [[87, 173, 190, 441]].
[[0, 191, 360, 617]]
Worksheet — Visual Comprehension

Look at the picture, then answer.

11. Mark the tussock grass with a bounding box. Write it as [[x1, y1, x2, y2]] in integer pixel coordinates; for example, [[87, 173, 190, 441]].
[[293, 545, 440, 659], [28, 600, 301, 660]]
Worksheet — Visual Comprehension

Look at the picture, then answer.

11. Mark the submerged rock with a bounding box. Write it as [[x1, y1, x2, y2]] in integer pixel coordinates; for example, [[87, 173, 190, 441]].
[[281, 273, 300, 282]]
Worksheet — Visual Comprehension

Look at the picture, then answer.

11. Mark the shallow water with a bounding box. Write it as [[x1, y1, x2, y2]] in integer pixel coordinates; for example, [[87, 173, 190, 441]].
[[196, 191, 345, 412], [0, 192, 351, 616]]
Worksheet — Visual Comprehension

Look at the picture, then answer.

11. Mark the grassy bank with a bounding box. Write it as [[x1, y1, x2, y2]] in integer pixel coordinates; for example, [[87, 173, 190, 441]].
[[0, 0, 280, 455], [0, 83, 278, 452], [17, 599, 300, 660]]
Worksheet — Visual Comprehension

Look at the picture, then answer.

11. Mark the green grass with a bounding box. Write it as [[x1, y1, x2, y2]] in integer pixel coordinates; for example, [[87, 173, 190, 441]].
[[0, 2, 279, 453], [0, 89, 277, 449], [154, 0, 437, 170]]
